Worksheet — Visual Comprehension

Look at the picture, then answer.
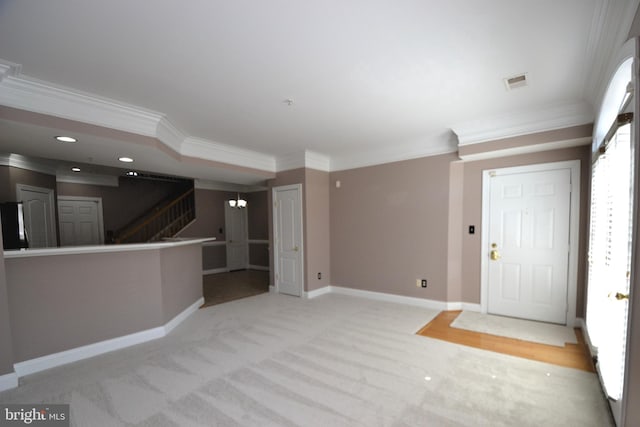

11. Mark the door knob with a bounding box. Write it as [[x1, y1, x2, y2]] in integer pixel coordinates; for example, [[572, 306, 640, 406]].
[[490, 249, 501, 261], [609, 292, 629, 300]]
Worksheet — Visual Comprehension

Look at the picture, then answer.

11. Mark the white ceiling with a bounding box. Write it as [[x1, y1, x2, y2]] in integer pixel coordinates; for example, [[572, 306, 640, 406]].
[[0, 0, 637, 184]]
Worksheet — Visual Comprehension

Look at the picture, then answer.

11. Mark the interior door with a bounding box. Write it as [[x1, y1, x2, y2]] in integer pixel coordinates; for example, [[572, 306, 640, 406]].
[[58, 197, 104, 246], [225, 204, 248, 270], [273, 184, 303, 297], [487, 168, 572, 324], [16, 184, 56, 248]]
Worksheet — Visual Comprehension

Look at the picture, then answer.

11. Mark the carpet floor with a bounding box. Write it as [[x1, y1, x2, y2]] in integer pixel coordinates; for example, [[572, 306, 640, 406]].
[[0, 293, 613, 426]]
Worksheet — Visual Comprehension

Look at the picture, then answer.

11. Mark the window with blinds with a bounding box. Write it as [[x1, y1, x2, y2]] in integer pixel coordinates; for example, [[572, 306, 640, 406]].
[[586, 122, 633, 401]]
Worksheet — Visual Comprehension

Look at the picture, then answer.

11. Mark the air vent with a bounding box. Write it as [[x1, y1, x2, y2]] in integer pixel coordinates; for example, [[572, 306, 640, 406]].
[[504, 73, 528, 90]]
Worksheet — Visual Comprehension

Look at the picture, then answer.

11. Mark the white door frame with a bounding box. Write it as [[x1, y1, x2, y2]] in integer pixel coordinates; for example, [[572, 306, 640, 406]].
[[57, 196, 105, 245], [272, 184, 304, 296], [16, 183, 57, 248], [480, 160, 581, 327]]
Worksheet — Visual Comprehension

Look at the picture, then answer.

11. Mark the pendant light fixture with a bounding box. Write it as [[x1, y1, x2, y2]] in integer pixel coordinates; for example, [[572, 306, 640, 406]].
[[228, 193, 247, 208]]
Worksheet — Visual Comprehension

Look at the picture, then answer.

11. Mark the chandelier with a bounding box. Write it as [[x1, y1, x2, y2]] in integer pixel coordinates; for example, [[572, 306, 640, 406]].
[[228, 193, 247, 208]]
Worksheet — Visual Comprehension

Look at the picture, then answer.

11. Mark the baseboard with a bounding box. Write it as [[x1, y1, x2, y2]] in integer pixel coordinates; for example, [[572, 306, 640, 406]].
[[203, 268, 229, 275], [0, 372, 18, 392], [14, 297, 203, 379], [248, 265, 270, 271], [301, 285, 481, 310], [576, 317, 597, 356], [304, 286, 331, 299], [164, 297, 204, 335], [329, 286, 450, 310]]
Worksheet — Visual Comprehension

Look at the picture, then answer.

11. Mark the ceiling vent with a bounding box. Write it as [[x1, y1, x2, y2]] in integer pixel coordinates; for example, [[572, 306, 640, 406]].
[[504, 73, 528, 91]]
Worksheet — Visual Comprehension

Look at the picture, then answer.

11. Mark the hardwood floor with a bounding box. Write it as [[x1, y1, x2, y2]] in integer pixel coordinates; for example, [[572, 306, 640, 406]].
[[201, 270, 269, 308], [417, 311, 595, 372]]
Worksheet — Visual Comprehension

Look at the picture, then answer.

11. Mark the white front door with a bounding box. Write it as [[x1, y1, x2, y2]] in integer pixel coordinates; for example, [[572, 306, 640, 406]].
[[273, 184, 303, 297], [225, 203, 248, 270], [58, 197, 104, 246], [486, 165, 574, 324], [16, 184, 57, 248]]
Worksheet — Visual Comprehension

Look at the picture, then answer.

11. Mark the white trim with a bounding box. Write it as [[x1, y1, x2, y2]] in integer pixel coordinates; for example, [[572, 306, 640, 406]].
[[202, 240, 226, 247], [453, 102, 593, 147], [56, 173, 119, 187], [155, 116, 186, 154], [304, 285, 481, 310], [0, 75, 162, 137], [248, 239, 269, 244], [182, 137, 276, 172], [4, 237, 215, 258], [57, 196, 106, 245], [480, 160, 581, 327], [203, 268, 230, 275], [13, 297, 203, 378], [304, 286, 332, 299], [248, 265, 270, 271], [276, 150, 332, 172], [194, 179, 266, 192], [0, 372, 18, 392], [459, 137, 591, 161], [164, 297, 204, 335], [0, 153, 56, 175], [330, 286, 450, 310]]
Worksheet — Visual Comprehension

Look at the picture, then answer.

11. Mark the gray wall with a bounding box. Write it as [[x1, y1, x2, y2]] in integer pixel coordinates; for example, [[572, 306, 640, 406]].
[[305, 169, 331, 291], [160, 244, 202, 323], [0, 218, 15, 376]]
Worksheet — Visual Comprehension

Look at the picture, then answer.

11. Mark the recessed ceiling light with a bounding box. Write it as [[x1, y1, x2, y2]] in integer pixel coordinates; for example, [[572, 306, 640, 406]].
[[71, 167, 81, 172], [126, 171, 138, 177], [118, 156, 134, 163], [55, 136, 77, 143]]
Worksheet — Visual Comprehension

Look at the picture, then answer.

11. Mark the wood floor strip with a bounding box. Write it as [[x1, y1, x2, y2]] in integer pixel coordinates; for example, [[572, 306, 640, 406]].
[[416, 311, 595, 372]]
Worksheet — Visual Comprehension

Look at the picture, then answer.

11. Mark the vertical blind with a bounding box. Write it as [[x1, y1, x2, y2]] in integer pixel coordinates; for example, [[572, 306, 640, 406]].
[[586, 123, 633, 400]]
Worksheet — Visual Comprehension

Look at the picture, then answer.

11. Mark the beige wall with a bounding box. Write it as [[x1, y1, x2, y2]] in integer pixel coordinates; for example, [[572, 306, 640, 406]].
[[0, 219, 15, 375], [5, 244, 202, 363], [305, 169, 331, 291], [179, 188, 233, 240], [459, 146, 591, 316], [330, 153, 456, 300], [160, 244, 202, 323]]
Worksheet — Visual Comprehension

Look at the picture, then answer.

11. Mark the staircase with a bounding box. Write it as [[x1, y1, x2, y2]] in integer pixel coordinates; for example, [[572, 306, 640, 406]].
[[114, 188, 195, 244]]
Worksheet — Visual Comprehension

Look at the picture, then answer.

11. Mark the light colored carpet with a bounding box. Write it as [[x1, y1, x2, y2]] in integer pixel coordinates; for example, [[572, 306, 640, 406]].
[[450, 311, 578, 347], [0, 294, 611, 426]]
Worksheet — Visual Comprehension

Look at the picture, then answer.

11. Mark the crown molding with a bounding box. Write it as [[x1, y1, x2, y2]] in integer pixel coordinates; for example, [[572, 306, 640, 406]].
[[155, 116, 186, 154], [182, 137, 276, 172], [56, 173, 119, 187], [329, 135, 457, 172], [0, 60, 21, 82], [276, 150, 331, 172], [194, 179, 266, 192], [453, 102, 594, 147], [0, 63, 279, 174], [458, 136, 591, 161], [0, 153, 56, 175], [0, 75, 163, 137]]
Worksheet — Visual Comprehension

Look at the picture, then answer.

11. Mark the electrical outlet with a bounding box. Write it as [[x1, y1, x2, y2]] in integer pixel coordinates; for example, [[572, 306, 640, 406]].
[[317, 272, 322, 280], [416, 279, 421, 288], [421, 279, 427, 288]]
